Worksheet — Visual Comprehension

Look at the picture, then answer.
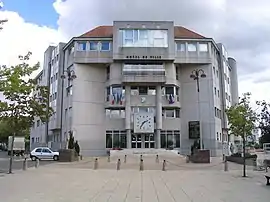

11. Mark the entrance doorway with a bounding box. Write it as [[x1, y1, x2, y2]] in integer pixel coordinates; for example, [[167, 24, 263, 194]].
[[131, 134, 142, 148], [145, 134, 155, 148]]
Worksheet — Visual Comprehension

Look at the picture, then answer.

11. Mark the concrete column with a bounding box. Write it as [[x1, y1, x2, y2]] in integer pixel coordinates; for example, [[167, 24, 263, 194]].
[[156, 129, 161, 149], [125, 86, 131, 148], [126, 129, 131, 149], [156, 86, 162, 149]]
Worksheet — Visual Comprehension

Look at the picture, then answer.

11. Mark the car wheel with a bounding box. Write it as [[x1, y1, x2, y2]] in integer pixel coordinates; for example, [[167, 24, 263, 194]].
[[53, 155, 59, 161], [31, 156, 37, 161]]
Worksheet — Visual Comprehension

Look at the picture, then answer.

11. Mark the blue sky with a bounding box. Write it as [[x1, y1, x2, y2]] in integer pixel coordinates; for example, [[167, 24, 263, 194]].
[[1, 0, 58, 28]]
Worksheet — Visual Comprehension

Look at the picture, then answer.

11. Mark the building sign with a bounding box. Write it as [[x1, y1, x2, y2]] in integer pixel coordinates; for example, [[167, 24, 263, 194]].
[[189, 121, 200, 139]]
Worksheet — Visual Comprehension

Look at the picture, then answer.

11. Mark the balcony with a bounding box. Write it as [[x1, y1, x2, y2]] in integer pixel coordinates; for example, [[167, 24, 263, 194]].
[[122, 64, 166, 83], [74, 50, 113, 64]]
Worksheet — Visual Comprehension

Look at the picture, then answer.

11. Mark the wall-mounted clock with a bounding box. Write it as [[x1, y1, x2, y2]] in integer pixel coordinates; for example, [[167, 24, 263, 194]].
[[134, 113, 154, 133]]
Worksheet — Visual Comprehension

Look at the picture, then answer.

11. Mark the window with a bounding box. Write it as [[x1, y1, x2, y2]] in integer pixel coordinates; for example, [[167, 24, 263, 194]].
[[35, 148, 42, 152], [199, 43, 208, 52], [187, 43, 197, 52], [161, 130, 181, 148], [148, 86, 156, 95], [31, 137, 34, 143], [101, 41, 110, 51], [213, 67, 215, 74], [227, 77, 230, 84], [106, 87, 110, 101], [176, 43, 185, 51], [162, 109, 180, 118], [106, 130, 126, 148], [214, 87, 216, 95], [106, 109, 125, 119], [121, 29, 168, 47], [77, 42, 87, 51], [216, 70, 219, 78], [42, 148, 51, 153], [217, 90, 220, 97], [138, 86, 148, 95], [89, 42, 98, 51]]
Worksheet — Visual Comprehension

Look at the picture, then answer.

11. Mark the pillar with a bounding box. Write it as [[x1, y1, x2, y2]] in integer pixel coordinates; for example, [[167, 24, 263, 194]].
[[125, 86, 131, 148], [156, 86, 162, 149]]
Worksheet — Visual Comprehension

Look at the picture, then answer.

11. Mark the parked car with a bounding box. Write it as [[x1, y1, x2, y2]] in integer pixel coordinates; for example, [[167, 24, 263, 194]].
[[30, 147, 59, 161]]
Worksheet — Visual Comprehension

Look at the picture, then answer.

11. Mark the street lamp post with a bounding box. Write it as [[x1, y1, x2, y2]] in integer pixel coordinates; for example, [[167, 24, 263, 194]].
[[190, 69, 206, 150], [60, 69, 76, 149]]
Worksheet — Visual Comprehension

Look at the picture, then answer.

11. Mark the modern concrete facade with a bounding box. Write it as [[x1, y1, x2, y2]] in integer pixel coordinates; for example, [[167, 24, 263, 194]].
[[30, 21, 239, 156]]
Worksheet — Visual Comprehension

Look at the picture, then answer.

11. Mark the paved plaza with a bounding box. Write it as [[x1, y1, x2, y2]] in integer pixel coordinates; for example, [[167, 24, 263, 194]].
[[0, 156, 269, 202]]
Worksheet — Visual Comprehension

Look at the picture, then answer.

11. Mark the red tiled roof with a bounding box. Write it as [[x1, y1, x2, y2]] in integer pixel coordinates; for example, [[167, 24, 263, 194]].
[[79, 25, 205, 39]]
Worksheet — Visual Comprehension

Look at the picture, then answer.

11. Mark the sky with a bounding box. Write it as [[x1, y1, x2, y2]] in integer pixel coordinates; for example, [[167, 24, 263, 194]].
[[0, 0, 270, 106]]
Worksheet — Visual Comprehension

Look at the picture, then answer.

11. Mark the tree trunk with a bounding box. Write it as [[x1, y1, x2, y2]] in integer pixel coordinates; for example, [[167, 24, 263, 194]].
[[243, 135, 246, 177], [8, 132, 15, 174]]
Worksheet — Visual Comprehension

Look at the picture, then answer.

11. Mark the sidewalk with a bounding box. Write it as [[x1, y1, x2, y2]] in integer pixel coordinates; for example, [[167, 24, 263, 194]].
[[0, 164, 269, 201]]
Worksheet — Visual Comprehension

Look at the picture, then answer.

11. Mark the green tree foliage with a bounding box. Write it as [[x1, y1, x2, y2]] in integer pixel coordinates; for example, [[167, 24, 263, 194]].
[[68, 131, 75, 149], [226, 92, 258, 177], [0, 52, 53, 144], [256, 100, 270, 146]]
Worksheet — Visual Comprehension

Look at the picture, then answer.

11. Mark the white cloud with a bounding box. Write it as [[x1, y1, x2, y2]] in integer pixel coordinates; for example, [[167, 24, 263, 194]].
[[0, 10, 65, 69], [1, 0, 270, 105]]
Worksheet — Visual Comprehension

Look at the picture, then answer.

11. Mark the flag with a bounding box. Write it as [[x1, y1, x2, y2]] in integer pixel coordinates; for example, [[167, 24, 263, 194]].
[[169, 94, 175, 104]]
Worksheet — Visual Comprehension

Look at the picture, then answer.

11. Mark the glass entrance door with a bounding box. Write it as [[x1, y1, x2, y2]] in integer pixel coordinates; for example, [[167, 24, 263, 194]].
[[131, 134, 142, 148], [145, 134, 155, 148]]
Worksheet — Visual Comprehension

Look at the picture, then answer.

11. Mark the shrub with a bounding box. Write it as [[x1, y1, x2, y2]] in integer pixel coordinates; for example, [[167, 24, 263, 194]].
[[68, 131, 75, 149], [74, 140, 80, 155]]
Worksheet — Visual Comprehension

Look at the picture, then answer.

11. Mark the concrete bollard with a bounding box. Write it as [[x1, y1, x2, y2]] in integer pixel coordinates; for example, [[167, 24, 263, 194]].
[[107, 155, 110, 163], [140, 159, 144, 171], [124, 155, 127, 163], [140, 155, 143, 160], [156, 154, 159, 163], [23, 158, 28, 171], [162, 160, 166, 171], [80, 155, 83, 161], [186, 155, 190, 163], [35, 159, 39, 168], [94, 158, 98, 170], [253, 159, 257, 171], [117, 159, 121, 170], [224, 159, 228, 172]]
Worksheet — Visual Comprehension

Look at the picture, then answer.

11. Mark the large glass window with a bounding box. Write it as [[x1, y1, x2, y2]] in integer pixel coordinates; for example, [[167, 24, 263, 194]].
[[89, 42, 98, 51], [199, 43, 208, 52], [161, 130, 180, 148], [187, 43, 197, 52], [77, 42, 87, 51], [106, 130, 126, 148], [162, 109, 180, 118], [176, 43, 186, 51], [121, 29, 168, 47], [106, 108, 125, 119], [101, 41, 110, 51]]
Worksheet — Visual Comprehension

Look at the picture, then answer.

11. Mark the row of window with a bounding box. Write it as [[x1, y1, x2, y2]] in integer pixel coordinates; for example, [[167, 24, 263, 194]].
[[176, 42, 208, 52], [214, 107, 222, 119], [105, 130, 180, 149], [77, 41, 111, 51], [31, 137, 40, 143], [121, 29, 168, 48], [49, 92, 57, 102], [106, 86, 180, 97], [105, 108, 180, 119]]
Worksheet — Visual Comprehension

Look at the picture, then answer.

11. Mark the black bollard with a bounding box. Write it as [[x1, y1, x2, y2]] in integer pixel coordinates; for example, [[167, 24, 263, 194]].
[[35, 159, 39, 168], [140, 159, 144, 171], [94, 158, 98, 170], [162, 160, 166, 171], [117, 159, 121, 170], [156, 154, 159, 163], [23, 158, 27, 171]]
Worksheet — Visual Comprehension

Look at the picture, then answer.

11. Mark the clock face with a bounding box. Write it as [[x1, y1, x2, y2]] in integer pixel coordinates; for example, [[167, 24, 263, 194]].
[[134, 113, 154, 133]]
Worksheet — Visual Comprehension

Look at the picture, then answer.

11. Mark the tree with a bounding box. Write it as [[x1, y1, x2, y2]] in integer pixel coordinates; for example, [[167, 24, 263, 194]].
[[0, 52, 53, 173], [256, 100, 270, 146], [68, 131, 75, 149], [226, 92, 258, 177]]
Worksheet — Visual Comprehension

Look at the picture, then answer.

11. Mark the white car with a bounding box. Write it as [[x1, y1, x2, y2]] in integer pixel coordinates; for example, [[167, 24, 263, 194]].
[[30, 147, 59, 161]]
